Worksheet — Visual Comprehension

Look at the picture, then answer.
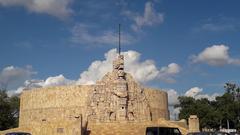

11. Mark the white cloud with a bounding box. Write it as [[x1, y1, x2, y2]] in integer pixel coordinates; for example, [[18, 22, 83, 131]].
[[43, 74, 75, 87], [14, 74, 75, 94], [169, 106, 180, 120], [167, 89, 179, 106], [76, 49, 115, 84], [191, 45, 240, 66], [71, 23, 135, 46], [158, 63, 181, 83], [123, 1, 164, 31], [23, 79, 45, 88], [185, 87, 203, 97], [0, 0, 73, 19], [77, 48, 180, 84], [0, 65, 36, 90], [185, 87, 219, 101], [160, 63, 181, 74]]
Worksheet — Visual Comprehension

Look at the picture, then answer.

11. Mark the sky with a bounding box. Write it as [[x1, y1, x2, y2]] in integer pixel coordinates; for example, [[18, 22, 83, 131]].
[[0, 0, 240, 118]]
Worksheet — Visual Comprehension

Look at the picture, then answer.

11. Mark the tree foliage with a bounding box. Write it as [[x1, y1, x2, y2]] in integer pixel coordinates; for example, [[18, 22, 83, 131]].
[[0, 90, 20, 130], [176, 83, 240, 131]]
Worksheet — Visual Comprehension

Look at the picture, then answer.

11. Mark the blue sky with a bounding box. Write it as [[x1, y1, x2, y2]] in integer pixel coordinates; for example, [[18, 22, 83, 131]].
[[0, 0, 240, 101]]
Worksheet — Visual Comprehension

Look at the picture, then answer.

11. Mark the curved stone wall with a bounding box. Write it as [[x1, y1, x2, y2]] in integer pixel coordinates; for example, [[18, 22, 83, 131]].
[[19, 85, 94, 126], [19, 85, 169, 127], [144, 88, 169, 120]]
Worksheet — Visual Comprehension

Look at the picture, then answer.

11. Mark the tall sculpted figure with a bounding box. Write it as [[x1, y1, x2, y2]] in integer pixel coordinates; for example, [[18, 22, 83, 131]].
[[113, 54, 128, 121]]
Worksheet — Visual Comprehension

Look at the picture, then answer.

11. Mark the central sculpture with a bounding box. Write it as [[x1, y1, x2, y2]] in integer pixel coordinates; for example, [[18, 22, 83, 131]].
[[86, 54, 152, 122]]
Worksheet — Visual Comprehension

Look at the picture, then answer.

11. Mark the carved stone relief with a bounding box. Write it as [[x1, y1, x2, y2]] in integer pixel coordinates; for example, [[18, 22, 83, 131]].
[[86, 55, 152, 122]]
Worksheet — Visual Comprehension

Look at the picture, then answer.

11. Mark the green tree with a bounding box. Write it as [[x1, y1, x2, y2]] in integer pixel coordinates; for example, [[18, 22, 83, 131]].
[[176, 83, 240, 131], [0, 90, 20, 130], [224, 82, 240, 101], [223, 83, 240, 130], [176, 96, 220, 129]]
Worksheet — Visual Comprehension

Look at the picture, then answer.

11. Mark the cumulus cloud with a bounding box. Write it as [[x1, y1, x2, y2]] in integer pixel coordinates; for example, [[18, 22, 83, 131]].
[[44, 74, 75, 87], [167, 89, 180, 106], [159, 63, 181, 83], [122, 1, 164, 31], [76, 49, 115, 84], [77, 48, 180, 84], [71, 23, 135, 46], [169, 106, 180, 120], [191, 45, 240, 66], [185, 87, 203, 97], [0, 65, 36, 90], [15, 74, 75, 94], [0, 0, 73, 19], [185, 87, 219, 101], [166, 89, 182, 120]]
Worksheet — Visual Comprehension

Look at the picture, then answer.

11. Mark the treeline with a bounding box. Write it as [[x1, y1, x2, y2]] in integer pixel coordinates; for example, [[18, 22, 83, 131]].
[[176, 83, 240, 131], [0, 90, 20, 130]]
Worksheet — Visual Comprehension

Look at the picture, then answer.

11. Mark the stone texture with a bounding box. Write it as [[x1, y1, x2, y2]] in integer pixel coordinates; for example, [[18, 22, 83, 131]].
[[188, 115, 200, 132], [87, 119, 188, 135]]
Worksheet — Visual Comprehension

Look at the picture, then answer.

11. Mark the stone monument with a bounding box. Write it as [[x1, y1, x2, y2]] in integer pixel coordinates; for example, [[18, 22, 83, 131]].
[[188, 115, 200, 132], [86, 54, 152, 122], [0, 25, 189, 134]]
